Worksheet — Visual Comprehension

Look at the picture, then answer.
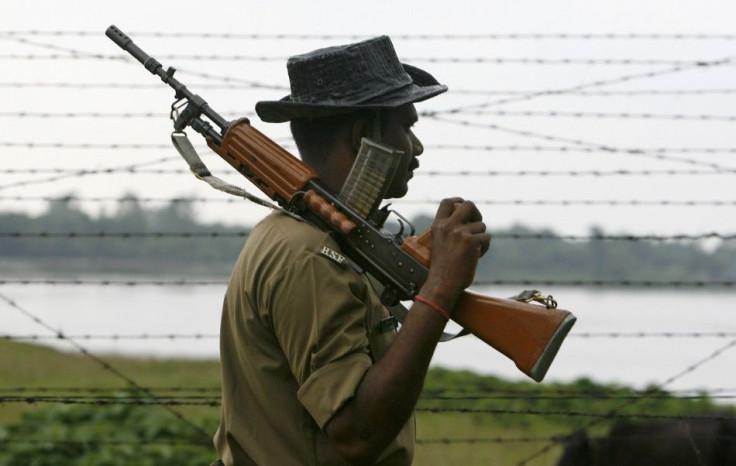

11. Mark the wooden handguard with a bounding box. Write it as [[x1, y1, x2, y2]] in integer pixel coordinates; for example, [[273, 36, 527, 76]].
[[402, 229, 576, 382], [207, 119, 318, 203], [303, 190, 357, 235]]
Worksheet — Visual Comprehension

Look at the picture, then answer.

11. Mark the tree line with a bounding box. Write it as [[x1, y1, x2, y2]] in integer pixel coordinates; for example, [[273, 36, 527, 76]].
[[1, 196, 734, 282]]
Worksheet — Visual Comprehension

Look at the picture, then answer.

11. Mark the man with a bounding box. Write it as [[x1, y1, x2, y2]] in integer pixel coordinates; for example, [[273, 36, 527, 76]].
[[214, 36, 490, 465]]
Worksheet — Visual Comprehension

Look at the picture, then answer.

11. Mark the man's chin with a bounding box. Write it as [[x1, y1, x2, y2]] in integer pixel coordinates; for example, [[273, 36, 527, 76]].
[[385, 184, 409, 200]]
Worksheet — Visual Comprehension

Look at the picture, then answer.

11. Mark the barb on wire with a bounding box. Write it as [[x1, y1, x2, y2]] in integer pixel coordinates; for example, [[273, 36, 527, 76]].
[[457, 109, 736, 122], [1, 278, 733, 288], [474, 279, 736, 288], [7, 31, 736, 40], [4, 331, 736, 341], [0, 386, 220, 394], [7, 54, 727, 66], [1, 231, 733, 241], [0, 111, 252, 118], [2, 195, 734, 207], [0, 292, 212, 440], [0, 437, 207, 448], [2, 167, 729, 177], [571, 332, 736, 338], [398, 199, 736, 207], [422, 114, 736, 173], [0, 157, 177, 191], [0, 395, 219, 407], [431, 53, 736, 114], [5, 35, 287, 90], [4, 82, 736, 97], [0, 231, 249, 238], [517, 337, 736, 465], [1, 333, 218, 340], [3, 141, 736, 155]]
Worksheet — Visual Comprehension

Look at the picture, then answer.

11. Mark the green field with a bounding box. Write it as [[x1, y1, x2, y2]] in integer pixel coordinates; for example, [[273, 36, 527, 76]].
[[1, 340, 731, 465]]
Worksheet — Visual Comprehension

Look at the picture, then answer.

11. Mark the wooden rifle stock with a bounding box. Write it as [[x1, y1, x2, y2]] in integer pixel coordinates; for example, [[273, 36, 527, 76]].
[[402, 231, 576, 382]]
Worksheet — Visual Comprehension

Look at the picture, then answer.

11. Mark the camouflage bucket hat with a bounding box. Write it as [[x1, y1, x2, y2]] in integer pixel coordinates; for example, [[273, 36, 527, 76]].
[[255, 35, 447, 123]]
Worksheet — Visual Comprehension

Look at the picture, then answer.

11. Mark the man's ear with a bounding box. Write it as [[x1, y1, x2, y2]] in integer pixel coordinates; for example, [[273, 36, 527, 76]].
[[349, 116, 372, 155]]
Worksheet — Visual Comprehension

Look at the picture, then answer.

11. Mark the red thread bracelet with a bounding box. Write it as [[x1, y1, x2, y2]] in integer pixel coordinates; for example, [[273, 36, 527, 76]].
[[414, 295, 450, 321]]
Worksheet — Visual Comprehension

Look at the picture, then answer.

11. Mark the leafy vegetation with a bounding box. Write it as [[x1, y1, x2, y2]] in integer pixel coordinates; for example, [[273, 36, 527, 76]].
[[0, 400, 218, 466], [0, 341, 733, 465], [2, 197, 735, 282]]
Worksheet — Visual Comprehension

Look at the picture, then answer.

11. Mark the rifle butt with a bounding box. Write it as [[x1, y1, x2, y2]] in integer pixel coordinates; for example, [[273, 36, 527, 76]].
[[452, 291, 576, 382]]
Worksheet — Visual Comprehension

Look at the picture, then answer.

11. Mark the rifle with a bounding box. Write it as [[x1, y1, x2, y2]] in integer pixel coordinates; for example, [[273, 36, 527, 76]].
[[105, 25, 576, 382]]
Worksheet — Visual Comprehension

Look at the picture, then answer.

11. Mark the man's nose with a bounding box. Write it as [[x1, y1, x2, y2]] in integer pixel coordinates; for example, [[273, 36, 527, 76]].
[[412, 132, 424, 156]]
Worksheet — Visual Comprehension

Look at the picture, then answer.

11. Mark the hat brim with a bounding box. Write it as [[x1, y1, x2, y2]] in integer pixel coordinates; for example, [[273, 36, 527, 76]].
[[255, 65, 448, 123]]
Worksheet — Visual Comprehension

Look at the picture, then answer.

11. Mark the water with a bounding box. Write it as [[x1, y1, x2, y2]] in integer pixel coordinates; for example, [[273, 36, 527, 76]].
[[2, 281, 735, 393]]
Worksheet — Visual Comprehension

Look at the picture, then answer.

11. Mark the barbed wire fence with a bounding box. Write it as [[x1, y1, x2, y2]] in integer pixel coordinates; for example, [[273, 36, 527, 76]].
[[2, 30, 736, 464]]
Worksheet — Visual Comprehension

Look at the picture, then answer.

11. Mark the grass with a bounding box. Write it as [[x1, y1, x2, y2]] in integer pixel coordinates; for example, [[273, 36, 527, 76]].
[[2, 340, 732, 465]]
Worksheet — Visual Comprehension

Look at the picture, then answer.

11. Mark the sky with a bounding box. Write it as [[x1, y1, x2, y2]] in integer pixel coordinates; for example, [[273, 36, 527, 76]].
[[1, 0, 735, 240]]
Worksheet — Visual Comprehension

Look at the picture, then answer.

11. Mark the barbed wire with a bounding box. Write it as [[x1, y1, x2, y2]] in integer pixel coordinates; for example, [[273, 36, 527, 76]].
[[477, 279, 736, 288], [417, 408, 736, 421], [4, 331, 736, 341], [4, 82, 736, 97], [6, 31, 736, 40], [0, 395, 219, 406], [434, 53, 736, 114], [0, 395, 220, 406], [0, 386, 220, 394], [0, 157, 177, 191], [5, 35, 287, 91], [423, 386, 736, 398], [2, 195, 734, 207], [0, 111, 251, 118], [1, 231, 733, 241], [4, 385, 734, 398], [3, 394, 734, 423], [1, 333, 219, 341], [3, 141, 736, 155], [6, 54, 735, 66], [7, 109, 736, 123], [454, 109, 736, 122], [4, 393, 735, 406], [1, 278, 733, 288], [0, 437, 209, 448], [0, 292, 211, 440], [401, 199, 736, 207], [1, 167, 729, 177], [518, 337, 736, 464], [0, 231, 731, 241], [2, 432, 734, 449], [423, 115, 736, 172], [0, 231, 248, 238]]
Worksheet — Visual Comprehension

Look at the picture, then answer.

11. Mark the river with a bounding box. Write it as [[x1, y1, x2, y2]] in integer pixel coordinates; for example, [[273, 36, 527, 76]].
[[2, 281, 735, 393]]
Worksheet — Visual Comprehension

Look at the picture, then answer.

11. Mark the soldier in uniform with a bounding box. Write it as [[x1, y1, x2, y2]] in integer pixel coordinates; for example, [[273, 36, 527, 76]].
[[214, 36, 490, 465]]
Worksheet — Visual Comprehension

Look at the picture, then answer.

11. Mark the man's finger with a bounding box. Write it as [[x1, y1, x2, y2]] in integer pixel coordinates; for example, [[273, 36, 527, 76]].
[[435, 197, 464, 219], [449, 200, 483, 223]]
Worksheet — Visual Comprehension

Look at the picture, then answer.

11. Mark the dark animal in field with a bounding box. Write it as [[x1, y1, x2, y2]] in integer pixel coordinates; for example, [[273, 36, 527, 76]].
[[556, 418, 736, 466]]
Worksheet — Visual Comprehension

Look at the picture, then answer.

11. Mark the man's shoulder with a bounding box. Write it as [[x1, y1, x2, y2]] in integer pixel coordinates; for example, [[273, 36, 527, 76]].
[[249, 211, 331, 251], [241, 211, 350, 272], [232, 211, 353, 289]]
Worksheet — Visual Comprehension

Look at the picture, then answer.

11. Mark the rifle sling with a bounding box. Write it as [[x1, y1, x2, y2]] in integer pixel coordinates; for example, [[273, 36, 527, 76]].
[[171, 131, 298, 218], [366, 274, 469, 342]]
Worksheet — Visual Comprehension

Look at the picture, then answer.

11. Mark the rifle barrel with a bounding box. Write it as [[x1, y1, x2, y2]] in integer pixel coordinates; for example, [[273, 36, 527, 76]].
[[105, 25, 229, 133]]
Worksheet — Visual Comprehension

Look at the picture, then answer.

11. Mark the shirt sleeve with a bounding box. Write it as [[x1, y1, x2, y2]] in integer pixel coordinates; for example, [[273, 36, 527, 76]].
[[261, 242, 374, 428]]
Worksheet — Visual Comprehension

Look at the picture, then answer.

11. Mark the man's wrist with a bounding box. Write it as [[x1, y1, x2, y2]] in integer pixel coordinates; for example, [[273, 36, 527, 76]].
[[416, 280, 461, 317], [414, 295, 451, 320]]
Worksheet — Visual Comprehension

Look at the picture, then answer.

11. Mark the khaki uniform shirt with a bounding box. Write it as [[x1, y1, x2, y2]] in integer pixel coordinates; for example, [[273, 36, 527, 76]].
[[214, 211, 415, 465]]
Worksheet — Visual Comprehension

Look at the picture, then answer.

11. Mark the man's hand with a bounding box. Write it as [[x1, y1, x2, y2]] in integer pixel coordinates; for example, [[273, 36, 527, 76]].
[[324, 199, 490, 464], [420, 197, 491, 314]]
